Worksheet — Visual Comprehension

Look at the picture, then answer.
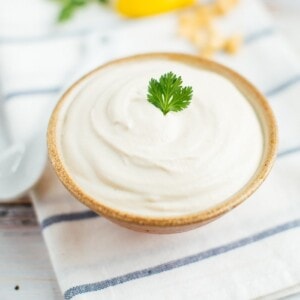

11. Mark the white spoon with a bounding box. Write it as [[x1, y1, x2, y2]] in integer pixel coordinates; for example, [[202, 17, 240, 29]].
[[0, 32, 106, 202], [0, 98, 47, 202]]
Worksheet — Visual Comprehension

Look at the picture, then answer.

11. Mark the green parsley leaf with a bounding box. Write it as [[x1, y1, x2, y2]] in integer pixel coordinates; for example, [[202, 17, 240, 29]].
[[147, 72, 193, 115], [55, 0, 108, 22]]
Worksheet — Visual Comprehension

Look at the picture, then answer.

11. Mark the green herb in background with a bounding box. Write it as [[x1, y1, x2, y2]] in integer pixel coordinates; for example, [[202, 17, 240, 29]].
[[55, 0, 108, 22], [147, 72, 193, 115]]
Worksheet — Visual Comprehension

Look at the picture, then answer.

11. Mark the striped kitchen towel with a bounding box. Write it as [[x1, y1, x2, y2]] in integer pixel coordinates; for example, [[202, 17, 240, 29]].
[[1, 0, 300, 299]]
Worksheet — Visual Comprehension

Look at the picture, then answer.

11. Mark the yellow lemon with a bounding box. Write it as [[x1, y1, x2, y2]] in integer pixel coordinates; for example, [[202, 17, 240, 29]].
[[117, 0, 195, 17]]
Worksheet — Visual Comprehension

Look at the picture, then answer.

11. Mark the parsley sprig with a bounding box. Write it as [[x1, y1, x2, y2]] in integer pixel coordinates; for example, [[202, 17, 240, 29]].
[[55, 0, 108, 22], [147, 72, 193, 115]]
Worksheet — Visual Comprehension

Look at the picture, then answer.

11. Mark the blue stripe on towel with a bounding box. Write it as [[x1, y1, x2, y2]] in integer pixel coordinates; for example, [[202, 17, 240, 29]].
[[0, 26, 274, 45], [5, 70, 300, 103], [265, 74, 300, 97], [41, 210, 98, 229], [41, 145, 300, 230], [278, 146, 300, 158], [0, 29, 91, 44], [5, 73, 300, 102], [63, 218, 300, 299], [4, 86, 61, 101], [7, 26, 300, 103], [244, 27, 275, 44]]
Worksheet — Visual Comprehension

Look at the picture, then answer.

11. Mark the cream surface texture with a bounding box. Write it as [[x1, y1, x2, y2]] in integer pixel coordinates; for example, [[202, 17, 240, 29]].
[[57, 59, 264, 217]]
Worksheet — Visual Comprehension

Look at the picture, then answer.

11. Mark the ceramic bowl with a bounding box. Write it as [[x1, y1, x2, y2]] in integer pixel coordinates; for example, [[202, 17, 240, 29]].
[[48, 53, 278, 234]]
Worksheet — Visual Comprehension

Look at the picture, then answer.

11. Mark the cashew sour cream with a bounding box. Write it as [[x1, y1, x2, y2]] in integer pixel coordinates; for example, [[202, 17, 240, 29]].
[[57, 58, 264, 217]]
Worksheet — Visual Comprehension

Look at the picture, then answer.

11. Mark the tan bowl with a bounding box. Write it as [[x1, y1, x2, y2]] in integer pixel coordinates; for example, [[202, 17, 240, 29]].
[[48, 53, 278, 234]]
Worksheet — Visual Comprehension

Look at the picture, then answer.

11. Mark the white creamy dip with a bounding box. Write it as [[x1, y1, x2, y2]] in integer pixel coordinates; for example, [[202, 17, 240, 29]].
[[57, 58, 264, 217]]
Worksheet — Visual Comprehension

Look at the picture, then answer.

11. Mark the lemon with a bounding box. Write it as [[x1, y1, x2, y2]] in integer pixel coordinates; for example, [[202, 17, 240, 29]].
[[117, 0, 195, 17]]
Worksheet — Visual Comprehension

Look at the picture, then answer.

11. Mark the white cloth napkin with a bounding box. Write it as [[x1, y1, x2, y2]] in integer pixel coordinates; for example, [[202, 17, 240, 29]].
[[1, 0, 300, 299]]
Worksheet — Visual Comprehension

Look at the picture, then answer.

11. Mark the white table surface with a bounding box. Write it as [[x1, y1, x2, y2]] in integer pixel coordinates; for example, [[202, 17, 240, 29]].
[[0, 2, 300, 299]]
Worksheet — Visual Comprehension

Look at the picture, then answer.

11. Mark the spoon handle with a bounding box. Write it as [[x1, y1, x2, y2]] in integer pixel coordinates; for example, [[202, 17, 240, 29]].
[[0, 89, 10, 154]]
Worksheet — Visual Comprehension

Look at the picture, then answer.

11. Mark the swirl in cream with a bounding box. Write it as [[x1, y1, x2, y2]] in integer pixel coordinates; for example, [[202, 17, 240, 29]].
[[57, 59, 263, 217]]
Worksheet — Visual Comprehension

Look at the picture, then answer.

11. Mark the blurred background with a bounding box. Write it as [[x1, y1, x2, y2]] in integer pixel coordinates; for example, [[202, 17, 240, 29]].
[[0, 0, 299, 158]]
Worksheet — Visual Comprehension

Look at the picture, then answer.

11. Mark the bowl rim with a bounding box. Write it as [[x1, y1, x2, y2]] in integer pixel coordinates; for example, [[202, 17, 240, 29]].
[[47, 52, 278, 228]]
